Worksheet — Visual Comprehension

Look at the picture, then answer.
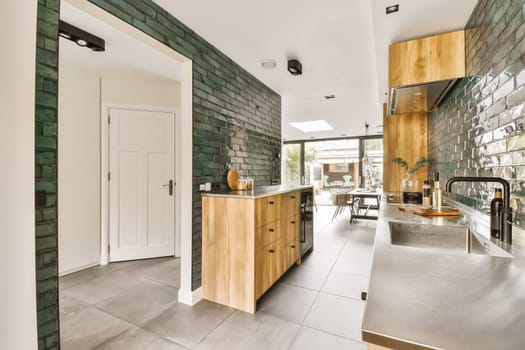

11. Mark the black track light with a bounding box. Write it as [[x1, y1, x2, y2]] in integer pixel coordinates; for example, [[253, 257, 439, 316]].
[[59, 20, 105, 52]]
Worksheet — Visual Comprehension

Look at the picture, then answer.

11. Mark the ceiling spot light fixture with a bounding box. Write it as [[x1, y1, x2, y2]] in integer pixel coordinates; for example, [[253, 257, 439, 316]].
[[386, 4, 399, 14], [59, 20, 105, 52], [260, 59, 276, 69], [287, 59, 302, 76], [325, 94, 336, 99]]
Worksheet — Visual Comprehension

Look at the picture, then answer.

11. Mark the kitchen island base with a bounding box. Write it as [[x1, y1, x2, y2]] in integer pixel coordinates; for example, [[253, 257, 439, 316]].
[[202, 186, 310, 313]]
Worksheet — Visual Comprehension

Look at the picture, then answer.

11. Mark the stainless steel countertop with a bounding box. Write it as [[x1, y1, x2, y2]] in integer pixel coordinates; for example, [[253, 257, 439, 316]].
[[201, 185, 313, 199], [362, 203, 525, 350]]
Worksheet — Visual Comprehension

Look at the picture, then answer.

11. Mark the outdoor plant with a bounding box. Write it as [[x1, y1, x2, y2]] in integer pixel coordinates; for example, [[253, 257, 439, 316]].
[[392, 157, 431, 177]]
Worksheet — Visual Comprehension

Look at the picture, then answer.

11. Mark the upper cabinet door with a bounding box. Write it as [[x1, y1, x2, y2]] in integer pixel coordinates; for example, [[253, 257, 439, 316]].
[[389, 30, 465, 88]]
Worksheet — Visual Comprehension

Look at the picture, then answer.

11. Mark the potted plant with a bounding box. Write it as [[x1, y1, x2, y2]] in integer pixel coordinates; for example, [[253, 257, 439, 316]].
[[392, 157, 430, 192]]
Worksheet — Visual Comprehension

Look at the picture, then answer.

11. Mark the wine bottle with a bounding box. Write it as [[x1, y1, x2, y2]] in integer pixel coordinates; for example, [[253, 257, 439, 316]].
[[490, 188, 503, 239]]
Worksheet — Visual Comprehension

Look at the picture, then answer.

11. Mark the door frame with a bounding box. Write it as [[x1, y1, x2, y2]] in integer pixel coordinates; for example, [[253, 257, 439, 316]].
[[101, 103, 181, 265], [59, 0, 196, 306]]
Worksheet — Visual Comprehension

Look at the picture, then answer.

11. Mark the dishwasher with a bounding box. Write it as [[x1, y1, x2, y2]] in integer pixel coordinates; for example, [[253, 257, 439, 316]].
[[300, 189, 314, 256]]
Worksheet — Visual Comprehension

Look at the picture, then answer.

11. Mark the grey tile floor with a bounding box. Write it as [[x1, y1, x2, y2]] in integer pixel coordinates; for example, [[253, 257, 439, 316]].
[[60, 205, 375, 349]]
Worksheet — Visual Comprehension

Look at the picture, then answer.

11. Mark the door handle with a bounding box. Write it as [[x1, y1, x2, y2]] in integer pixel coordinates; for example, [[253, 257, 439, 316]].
[[163, 180, 174, 196]]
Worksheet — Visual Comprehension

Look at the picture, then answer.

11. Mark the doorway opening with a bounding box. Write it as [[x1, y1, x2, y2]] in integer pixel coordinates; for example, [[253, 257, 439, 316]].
[[57, 0, 193, 347]]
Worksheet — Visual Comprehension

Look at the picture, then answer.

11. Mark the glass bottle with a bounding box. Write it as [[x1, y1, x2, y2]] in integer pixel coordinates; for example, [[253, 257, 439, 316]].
[[490, 188, 503, 239]]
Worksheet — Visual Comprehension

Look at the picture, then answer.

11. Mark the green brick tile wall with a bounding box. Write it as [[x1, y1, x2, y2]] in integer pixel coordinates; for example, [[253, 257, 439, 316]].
[[34, 0, 281, 347], [429, 0, 525, 226], [35, 0, 60, 349]]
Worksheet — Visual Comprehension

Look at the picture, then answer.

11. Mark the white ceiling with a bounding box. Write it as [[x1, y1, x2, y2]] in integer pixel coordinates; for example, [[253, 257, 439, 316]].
[[63, 0, 478, 141], [60, 1, 181, 81], [154, 0, 477, 141]]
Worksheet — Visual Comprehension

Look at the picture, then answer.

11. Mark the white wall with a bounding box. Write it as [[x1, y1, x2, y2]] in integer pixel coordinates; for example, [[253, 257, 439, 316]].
[[0, 1, 38, 349], [102, 71, 181, 107], [58, 59, 181, 275], [58, 62, 102, 274]]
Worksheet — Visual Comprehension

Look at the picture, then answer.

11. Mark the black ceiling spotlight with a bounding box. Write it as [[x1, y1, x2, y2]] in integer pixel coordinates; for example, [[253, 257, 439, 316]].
[[287, 59, 302, 76], [386, 4, 399, 14], [59, 20, 105, 52]]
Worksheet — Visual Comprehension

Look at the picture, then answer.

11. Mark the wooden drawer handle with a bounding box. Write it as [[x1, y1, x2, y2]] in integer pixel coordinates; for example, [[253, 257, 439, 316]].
[[269, 228, 275, 232], [269, 249, 275, 253], [291, 221, 296, 224], [291, 196, 296, 199], [291, 245, 296, 248], [269, 201, 274, 205]]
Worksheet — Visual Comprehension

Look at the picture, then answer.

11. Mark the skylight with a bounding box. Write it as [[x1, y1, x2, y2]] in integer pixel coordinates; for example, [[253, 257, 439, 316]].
[[289, 120, 334, 133]]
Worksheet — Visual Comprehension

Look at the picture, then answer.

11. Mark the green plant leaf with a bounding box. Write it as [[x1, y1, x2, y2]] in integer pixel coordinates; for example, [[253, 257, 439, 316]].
[[392, 156, 430, 175]]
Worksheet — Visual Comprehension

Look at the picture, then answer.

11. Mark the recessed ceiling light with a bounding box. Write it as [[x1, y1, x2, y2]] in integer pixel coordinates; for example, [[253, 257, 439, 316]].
[[414, 92, 423, 96], [260, 59, 276, 69], [386, 4, 399, 14], [290, 120, 334, 133], [325, 94, 336, 99]]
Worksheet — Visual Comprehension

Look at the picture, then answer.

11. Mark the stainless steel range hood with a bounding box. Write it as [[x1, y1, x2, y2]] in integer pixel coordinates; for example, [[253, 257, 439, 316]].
[[388, 79, 457, 116]]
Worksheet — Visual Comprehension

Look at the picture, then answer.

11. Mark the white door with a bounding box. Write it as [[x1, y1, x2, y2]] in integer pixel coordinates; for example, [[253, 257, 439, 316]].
[[109, 108, 175, 261]]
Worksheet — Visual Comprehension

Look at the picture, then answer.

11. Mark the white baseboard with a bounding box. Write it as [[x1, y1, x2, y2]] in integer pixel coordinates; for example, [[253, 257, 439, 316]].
[[178, 287, 203, 306], [59, 262, 99, 277]]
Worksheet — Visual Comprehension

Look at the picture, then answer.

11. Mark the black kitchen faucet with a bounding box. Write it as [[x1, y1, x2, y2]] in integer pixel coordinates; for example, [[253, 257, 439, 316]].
[[445, 177, 512, 244]]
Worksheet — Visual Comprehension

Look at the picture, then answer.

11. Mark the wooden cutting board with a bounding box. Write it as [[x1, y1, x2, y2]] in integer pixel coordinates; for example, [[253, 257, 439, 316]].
[[227, 168, 240, 190], [399, 206, 461, 217]]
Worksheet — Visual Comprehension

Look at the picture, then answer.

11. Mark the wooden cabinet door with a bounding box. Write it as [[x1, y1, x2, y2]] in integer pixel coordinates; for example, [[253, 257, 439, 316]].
[[255, 195, 281, 227], [271, 237, 287, 283], [281, 191, 300, 219], [389, 30, 465, 87], [255, 244, 272, 299], [285, 240, 300, 268], [383, 104, 427, 193], [282, 215, 300, 244]]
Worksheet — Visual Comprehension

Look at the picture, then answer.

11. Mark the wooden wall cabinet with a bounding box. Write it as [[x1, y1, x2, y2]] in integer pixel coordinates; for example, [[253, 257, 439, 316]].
[[202, 190, 303, 313], [389, 30, 465, 88], [383, 104, 428, 193]]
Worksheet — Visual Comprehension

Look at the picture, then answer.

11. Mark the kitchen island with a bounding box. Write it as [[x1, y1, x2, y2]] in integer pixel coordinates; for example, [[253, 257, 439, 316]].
[[363, 202, 525, 350], [201, 185, 313, 313]]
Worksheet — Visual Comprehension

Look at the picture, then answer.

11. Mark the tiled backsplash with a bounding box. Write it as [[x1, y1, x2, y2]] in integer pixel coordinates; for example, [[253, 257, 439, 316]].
[[429, 0, 525, 227]]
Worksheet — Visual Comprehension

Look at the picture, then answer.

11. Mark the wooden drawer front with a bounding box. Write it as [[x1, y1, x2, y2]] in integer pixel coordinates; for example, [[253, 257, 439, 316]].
[[255, 237, 286, 299], [255, 221, 281, 250], [255, 195, 281, 227], [282, 215, 300, 244], [281, 191, 300, 219], [285, 240, 300, 268]]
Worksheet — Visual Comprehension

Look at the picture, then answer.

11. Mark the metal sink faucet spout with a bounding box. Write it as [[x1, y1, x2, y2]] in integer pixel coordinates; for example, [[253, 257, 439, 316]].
[[445, 176, 512, 244]]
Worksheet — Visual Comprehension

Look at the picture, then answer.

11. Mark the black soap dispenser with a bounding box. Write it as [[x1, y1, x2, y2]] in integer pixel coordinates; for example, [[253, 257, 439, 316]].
[[490, 188, 504, 239]]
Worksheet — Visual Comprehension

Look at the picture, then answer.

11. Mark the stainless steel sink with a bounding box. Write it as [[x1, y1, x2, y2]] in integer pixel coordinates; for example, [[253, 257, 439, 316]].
[[389, 221, 487, 255]]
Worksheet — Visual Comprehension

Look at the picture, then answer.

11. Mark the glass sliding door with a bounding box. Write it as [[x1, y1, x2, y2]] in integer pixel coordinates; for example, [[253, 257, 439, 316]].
[[282, 143, 302, 186], [282, 136, 383, 199]]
